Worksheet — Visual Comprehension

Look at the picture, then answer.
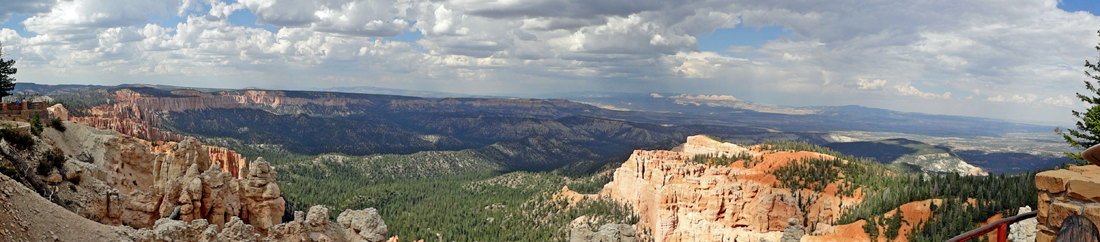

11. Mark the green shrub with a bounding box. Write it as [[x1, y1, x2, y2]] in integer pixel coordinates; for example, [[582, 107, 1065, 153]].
[[569, 171, 612, 194], [884, 211, 904, 240], [689, 153, 754, 167], [36, 160, 51, 176], [863, 216, 880, 240], [30, 112, 42, 136], [1, 129, 34, 149], [44, 147, 65, 169], [0, 164, 16, 178], [48, 118, 65, 132]]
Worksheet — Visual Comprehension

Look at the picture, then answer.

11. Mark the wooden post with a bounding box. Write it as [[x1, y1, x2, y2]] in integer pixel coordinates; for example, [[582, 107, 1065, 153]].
[[997, 223, 1007, 242]]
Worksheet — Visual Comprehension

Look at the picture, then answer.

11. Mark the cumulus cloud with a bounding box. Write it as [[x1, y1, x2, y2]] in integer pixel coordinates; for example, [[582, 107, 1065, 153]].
[[24, 0, 180, 35], [895, 84, 951, 99], [457, 0, 671, 19], [665, 51, 749, 78], [238, 0, 319, 27], [1042, 95, 1075, 107], [986, 94, 1039, 104], [0, 0, 55, 23], [850, 78, 886, 90], [0, 0, 1097, 123]]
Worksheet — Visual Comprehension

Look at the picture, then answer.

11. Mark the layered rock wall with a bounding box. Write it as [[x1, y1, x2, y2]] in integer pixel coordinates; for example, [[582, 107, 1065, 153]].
[[1034, 165, 1100, 242], [41, 122, 284, 232], [71, 89, 370, 141], [599, 135, 860, 242]]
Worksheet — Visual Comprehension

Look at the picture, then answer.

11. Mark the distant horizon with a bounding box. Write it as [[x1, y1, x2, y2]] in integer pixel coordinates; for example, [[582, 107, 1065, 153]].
[[15, 81, 1077, 128]]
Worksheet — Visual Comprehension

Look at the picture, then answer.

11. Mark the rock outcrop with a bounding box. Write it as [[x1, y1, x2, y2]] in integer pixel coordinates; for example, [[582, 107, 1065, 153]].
[[893, 153, 988, 176], [780, 218, 806, 242], [48, 104, 68, 121], [39, 121, 284, 232], [598, 135, 861, 242], [570, 222, 637, 242], [117, 205, 391, 242], [1008, 206, 1038, 242], [0, 121, 394, 241], [3, 163, 391, 242]]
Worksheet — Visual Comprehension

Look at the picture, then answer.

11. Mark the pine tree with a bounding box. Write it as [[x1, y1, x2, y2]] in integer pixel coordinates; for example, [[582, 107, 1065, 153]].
[[0, 42, 15, 98], [1057, 30, 1100, 161]]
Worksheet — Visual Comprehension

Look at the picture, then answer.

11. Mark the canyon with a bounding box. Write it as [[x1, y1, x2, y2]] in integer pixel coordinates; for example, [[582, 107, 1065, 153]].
[[584, 135, 1012, 241]]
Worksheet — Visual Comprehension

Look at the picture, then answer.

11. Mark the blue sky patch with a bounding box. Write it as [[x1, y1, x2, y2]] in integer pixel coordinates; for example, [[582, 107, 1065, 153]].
[[0, 15, 34, 38], [148, 13, 189, 30], [227, 9, 281, 33], [1059, 0, 1100, 16], [386, 22, 423, 43], [696, 24, 791, 52]]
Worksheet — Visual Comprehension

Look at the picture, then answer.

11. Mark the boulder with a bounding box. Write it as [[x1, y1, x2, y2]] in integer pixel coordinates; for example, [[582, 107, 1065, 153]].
[[780, 218, 806, 242], [1008, 206, 1037, 242], [569, 222, 636, 242], [338, 208, 389, 242]]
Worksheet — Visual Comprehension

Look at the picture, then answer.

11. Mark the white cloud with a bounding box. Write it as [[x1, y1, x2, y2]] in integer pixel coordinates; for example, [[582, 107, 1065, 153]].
[[207, 1, 244, 19], [238, 0, 319, 27], [895, 84, 951, 99], [0, 0, 55, 23], [23, 0, 180, 38], [986, 94, 1039, 104], [854, 78, 886, 90], [1042, 95, 1075, 107], [0, 0, 1098, 123], [664, 51, 748, 78]]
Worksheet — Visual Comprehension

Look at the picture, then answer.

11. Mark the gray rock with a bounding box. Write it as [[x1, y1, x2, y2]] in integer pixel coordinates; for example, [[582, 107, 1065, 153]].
[[76, 151, 93, 163], [337, 207, 388, 242], [571, 223, 635, 242], [168, 206, 181, 220], [780, 218, 805, 242], [1007, 206, 1037, 242]]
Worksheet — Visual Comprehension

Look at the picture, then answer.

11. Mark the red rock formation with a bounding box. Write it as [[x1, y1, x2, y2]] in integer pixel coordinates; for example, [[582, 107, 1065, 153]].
[[803, 199, 944, 242], [208, 146, 248, 179], [71, 89, 371, 142], [599, 135, 862, 242], [43, 123, 284, 233]]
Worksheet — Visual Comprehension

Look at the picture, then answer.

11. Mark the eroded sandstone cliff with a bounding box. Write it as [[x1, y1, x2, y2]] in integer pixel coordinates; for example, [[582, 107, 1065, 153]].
[[40, 121, 285, 231], [0, 120, 395, 241], [597, 135, 864, 242]]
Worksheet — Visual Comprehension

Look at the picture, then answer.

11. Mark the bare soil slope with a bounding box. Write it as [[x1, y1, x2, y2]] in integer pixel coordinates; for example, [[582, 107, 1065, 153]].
[[0, 173, 124, 241]]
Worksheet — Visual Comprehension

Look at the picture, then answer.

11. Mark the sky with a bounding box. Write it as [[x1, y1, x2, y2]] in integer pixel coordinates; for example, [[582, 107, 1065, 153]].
[[1, 0, 1099, 126]]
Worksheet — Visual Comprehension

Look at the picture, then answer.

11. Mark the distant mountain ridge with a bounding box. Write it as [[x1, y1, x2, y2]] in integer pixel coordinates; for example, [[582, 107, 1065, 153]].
[[560, 92, 1052, 137], [51, 85, 836, 173], [30, 83, 1065, 174]]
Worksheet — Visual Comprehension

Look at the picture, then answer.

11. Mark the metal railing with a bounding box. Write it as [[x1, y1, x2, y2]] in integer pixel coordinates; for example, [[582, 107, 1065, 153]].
[[946, 211, 1038, 242]]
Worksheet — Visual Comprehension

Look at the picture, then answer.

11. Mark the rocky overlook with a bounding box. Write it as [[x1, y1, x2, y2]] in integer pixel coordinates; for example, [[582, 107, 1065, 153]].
[[0, 119, 395, 241], [39, 120, 286, 230]]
